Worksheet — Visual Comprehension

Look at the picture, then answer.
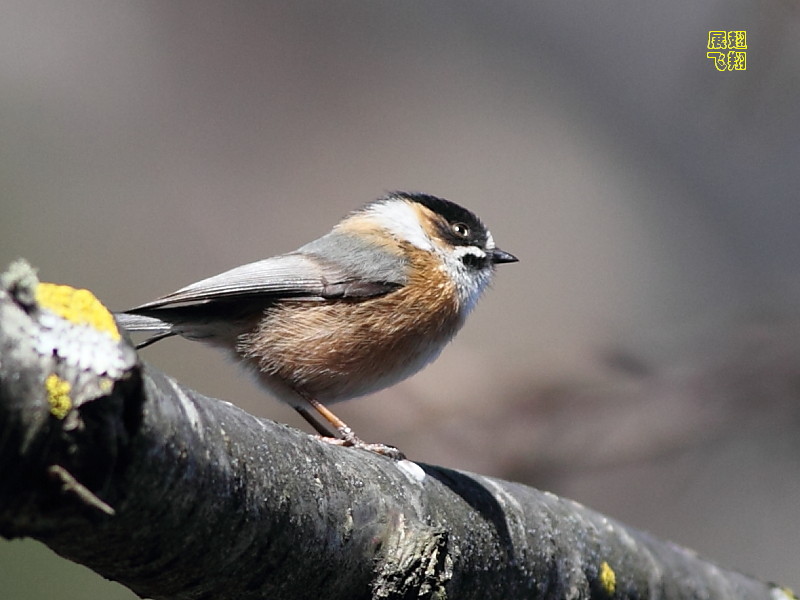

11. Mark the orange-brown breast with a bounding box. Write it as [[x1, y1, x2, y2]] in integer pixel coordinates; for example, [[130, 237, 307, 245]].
[[237, 244, 462, 403]]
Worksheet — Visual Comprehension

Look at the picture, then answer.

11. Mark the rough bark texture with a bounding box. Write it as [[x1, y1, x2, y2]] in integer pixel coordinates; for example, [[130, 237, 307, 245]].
[[0, 261, 792, 600]]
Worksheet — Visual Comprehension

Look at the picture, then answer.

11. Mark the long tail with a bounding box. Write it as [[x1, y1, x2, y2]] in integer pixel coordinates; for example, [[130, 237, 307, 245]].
[[114, 312, 177, 349]]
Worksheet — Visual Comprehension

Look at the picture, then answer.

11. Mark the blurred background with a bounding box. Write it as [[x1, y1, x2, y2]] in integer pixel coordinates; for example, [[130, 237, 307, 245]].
[[2, 1, 799, 597]]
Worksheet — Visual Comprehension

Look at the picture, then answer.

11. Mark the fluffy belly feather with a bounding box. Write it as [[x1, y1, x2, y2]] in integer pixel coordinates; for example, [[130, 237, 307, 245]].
[[237, 279, 462, 405]]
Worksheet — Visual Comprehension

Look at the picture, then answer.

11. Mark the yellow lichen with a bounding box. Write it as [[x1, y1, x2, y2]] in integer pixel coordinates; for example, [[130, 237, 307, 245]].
[[36, 282, 120, 340], [45, 374, 72, 419], [599, 561, 616, 595], [99, 377, 114, 394]]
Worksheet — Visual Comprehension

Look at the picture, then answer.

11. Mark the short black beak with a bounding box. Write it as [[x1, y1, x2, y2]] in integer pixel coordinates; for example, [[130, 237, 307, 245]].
[[491, 248, 518, 264]]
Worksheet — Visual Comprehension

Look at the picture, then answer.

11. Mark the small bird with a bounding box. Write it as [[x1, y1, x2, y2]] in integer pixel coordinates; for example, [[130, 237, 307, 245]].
[[116, 192, 517, 458]]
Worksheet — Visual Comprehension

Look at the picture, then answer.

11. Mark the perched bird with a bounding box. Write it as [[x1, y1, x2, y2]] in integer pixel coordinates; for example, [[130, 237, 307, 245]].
[[116, 192, 517, 458]]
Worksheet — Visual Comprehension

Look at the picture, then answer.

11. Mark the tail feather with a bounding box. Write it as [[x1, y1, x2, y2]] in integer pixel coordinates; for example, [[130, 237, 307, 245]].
[[114, 312, 177, 349]]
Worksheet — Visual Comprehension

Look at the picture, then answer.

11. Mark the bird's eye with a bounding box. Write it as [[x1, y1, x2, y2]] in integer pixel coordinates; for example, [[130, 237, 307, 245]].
[[452, 223, 470, 238]]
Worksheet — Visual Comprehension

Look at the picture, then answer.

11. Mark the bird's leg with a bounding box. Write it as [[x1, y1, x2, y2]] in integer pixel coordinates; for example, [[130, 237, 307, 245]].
[[294, 394, 405, 460], [294, 406, 336, 437]]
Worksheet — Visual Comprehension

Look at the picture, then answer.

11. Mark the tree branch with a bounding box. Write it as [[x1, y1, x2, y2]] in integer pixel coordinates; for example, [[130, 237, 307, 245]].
[[0, 260, 791, 600]]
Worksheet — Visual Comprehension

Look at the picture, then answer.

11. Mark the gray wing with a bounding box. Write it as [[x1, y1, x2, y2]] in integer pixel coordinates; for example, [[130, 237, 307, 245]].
[[116, 253, 340, 346], [127, 235, 408, 312], [130, 254, 330, 310], [117, 233, 408, 347]]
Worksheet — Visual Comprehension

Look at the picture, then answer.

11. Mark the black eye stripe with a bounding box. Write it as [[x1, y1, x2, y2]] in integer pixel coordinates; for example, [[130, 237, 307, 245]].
[[461, 252, 487, 268], [439, 223, 468, 245]]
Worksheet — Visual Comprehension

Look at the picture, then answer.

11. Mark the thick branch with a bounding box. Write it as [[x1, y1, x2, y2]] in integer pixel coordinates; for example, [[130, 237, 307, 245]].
[[0, 261, 790, 600]]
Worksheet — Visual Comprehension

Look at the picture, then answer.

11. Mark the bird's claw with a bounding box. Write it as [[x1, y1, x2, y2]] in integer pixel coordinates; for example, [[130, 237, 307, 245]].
[[315, 435, 406, 460]]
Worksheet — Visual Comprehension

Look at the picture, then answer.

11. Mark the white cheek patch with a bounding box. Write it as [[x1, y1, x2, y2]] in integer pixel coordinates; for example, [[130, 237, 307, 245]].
[[365, 200, 434, 251], [453, 246, 487, 262], [442, 246, 494, 315]]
